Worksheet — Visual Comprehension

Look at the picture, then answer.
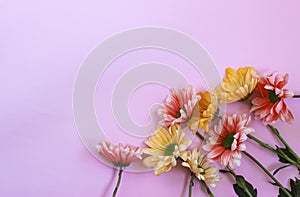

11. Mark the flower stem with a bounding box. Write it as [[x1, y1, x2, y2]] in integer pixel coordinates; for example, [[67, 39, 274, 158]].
[[243, 151, 292, 197], [227, 168, 253, 197], [112, 168, 123, 197], [188, 173, 195, 197], [201, 180, 215, 197], [196, 131, 205, 141], [247, 134, 276, 153], [247, 134, 300, 168], [267, 125, 300, 163], [227, 168, 237, 176], [293, 95, 300, 98]]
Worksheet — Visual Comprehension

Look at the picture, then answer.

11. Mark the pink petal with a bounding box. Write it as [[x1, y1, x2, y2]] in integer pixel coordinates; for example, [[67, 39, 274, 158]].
[[282, 89, 294, 98], [207, 146, 225, 161], [220, 150, 231, 167]]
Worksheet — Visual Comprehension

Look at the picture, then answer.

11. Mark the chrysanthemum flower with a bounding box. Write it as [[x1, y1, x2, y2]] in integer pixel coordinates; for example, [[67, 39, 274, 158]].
[[158, 86, 200, 128], [96, 141, 143, 168], [250, 72, 294, 125], [143, 125, 192, 175], [203, 114, 254, 169], [187, 91, 219, 133], [216, 67, 259, 104], [182, 148, 221, 187]]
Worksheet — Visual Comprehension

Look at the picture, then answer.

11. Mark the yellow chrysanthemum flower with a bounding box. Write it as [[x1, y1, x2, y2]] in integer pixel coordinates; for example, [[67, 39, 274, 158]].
[[182, 148, 221, 187], [216, 67, 259, 104], [143, 125, 192, 175], [187, 91, 218, 133]]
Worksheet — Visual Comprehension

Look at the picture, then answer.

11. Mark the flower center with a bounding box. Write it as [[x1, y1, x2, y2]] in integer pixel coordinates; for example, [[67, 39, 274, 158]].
[[222, 134, 234, 149], [164, 143, 177, 156], [113, 161, 130, 168], [268, 90, 280, 103], [176, 111, 181, 118]]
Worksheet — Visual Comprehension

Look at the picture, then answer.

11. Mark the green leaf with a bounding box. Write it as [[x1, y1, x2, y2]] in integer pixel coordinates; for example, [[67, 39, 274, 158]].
[[278, 178, 300, 197], [233, 176, 257, 197], [236, 176, 247, 189], [290, 178, 300, 197], [278, 187, 292, 197], [275, 146, 297, 164], [219, 169, 231, 174], [234, 184, 248, 197]]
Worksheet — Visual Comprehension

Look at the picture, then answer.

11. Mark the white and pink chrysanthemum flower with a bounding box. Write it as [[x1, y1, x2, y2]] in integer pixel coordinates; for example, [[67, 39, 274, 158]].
[[250, 72, 294, 125], [96, 141, 143, 168], [203, 114, 254, 169], [158, 86, 200, 128]]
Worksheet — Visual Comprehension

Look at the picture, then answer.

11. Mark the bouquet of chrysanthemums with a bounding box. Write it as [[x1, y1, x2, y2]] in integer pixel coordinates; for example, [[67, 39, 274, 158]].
[[97, 67, 300, 197]]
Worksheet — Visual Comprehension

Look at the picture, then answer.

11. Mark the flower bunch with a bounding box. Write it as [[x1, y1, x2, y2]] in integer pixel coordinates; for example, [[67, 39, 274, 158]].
[[96, 67, 299, 197], [144, 86, 222, 195], [143, 67, 299, 197]]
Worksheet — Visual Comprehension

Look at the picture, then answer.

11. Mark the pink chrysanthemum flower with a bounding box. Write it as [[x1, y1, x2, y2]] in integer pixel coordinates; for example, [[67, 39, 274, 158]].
[[96, 141, 143, 168], [158, 86, 200, 128], [203, 114, 254, 169], [250, 72, 294, 125]]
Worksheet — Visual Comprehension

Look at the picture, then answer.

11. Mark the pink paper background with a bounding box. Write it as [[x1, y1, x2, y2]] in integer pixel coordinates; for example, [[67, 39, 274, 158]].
[[1, 1, 300, 196]]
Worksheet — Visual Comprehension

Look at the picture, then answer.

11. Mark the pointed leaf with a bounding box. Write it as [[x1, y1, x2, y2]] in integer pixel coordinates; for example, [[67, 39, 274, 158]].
[[233, 176, 257, 197], [278, 187, 292, 197], [277, 178, 300, 197], [275, 146, 297, 164], [234, 184, 248, 197], [290, 178, 300, 196], [236, 176, 247, 189], [219, 169, 231, 174]]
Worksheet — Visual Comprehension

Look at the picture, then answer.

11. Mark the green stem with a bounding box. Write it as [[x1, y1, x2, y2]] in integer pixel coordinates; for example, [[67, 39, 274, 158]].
[[243, 151, 292, 197], [227, 168, 253, 197], [188, 173, 194, 197], [267, 125, 300, 163], [227, 168, 237, 177], [201, 180, 215, 197], [112, 168, 123, 197], [248, 134, 300, 168], [196, 131, 205, 141], [248, 134, 276, 153], [293, 95, 300, 98]]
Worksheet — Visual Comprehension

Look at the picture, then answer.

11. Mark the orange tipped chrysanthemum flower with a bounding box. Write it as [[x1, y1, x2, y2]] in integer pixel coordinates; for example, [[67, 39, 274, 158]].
[[96, 141, 143, 168], [203, 114, 254, 169], [158, 86, 200, 128], [250, 72, 294, 125]]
